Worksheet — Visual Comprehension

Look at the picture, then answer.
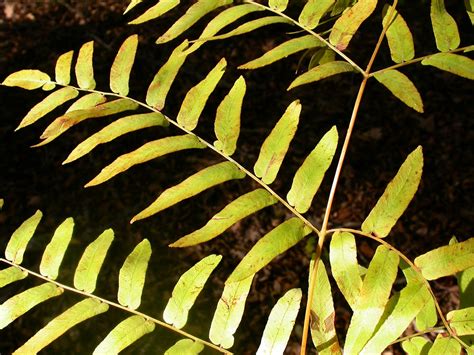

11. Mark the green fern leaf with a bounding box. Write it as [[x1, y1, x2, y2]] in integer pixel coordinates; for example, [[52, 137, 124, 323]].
[[428, 335, 461, 354], [457, 252, 474, 309], [344, 246, 399, 354], [422, 53, 474, 80], [66, 92, 106, 112], [374, 70, 423, 112], [256, 288, 302, 355], [75, 41, 96, 90], [416, 297, 438, 331], [2, 69, 53, 90], [118, 239, 151, 310], [156, 0, 233, 44], [5, 210, 42, 264], [0, 266, 27, 288], [163, 254, 222, 329], [430, 0, 460, 52], [287, 126, 338, 213], [186, 4, 263, 55], [308, 259, 341, 354], [329, 231, 362, 309], [37, 98, 139, 146], [16, 87, 79, 130], [331, 0, 353, 15], [361, 261, 432, 353], [227, 218, 312, 283], [447, 308, 474, 336], [55, 50, 74, 85], [329, 0, 377, 50], [146, 40, 190, 110], [269, 0, 289, 12], [0, 198, 3, 210], [110, 34, 138, 96], [39, 217, 74, 280], [239, 35, 323, 70], [132, 161, 245, 222], [299, 0, 335, 29], [0, 283, 63, 329], [74, 229, 114, 293], [124, 0, 143, 15], [362, 146, 423, 238], [14, 298, 109, 354], [209, 275, 254, 349], [171, 188, 277, 247], [466, 0, 474, 25], [382, 5, 415, 63], [254, 100, 301, 184], [128, 0, 179, 24], [402, 336, 432, 355], [309, 48, 336, 69], [177, 58, 227, 131], [85, 135, 205, 187], [165, 339, 204, 354], [288, 61, 355, 90], [64, 112, 169, 164], [415, 238, 474, 280], [214, 76, 246, 155]]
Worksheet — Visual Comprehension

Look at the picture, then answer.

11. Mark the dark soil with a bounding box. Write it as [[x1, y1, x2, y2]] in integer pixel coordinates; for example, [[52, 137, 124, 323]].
[[0, 1, 472, 354]]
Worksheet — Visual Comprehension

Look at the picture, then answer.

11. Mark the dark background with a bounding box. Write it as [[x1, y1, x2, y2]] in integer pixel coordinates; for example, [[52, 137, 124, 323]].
[[0, 0, 472, 353]]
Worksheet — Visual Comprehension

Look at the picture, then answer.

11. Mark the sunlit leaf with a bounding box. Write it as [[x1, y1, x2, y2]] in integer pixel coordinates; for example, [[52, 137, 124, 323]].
[[256, 288, 302, 355], [132, 161, 245, 222], [186, 4, 263, 54], [94, 315, 155, 354], [427, 335, 461, 354], [14, 299, 109, 354], [422, 53, 474, 80], [0, 267, 27, 289], [156, 0, 233, 44], [287, 126, 338, 213], [299, 0, 335, 29], [209, 275, 254, 349], [382, 5, 415, 63], [361, 261, 432, 353], [16, 87, 79, 130], [129, 0, 179, 24], [40, 217, 74, 280], [374, 70, 423, 112], [75, 41, 96, 90], [2, 70, 52, 90], [344, 246, 399, 354], [447, 308, 474, 336], [329, 0, 377, 50], [309, 259, 341, 354], [0, 283, 62, 329], [430, 0, 460, 52], [146, 40, 189, 110], [110, 34, 138, 96], [288, 61, 355, 90], [458, 262, 474, 309], [39, 98, 139, 145], [329, 231, 362, 309], [5, 210, 43, 264], [124, 0, 142, 15], [402, 336, 432, 355], [466, 0, 474, 25], [118, 239, 151, 310], [74, 229, 114, 293], [0, 199, 3, 210], [416, 297, 438, 331], [254, 100, 301, 184], [214, 76, 246, 155], [164, 255, 222, 329], [227, 218, 312, 283], [331, 0, 352, 15], [415, 238, 474, 280], [269, 0, 289, 12], [64, 113, 168, 164], [362, 146, 423, 238], [177, 58, 226, 131], [165, 339, 204, 354], [66, 92, 106, 113], [171, 189, 277, 248], [55, 50, 74, 85], [239, 35, 323, 70]]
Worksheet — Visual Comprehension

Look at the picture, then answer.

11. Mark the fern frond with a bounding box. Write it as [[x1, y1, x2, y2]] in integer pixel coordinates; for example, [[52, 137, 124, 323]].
[[382, 5, 415, 64], [421, 53, 474, 80], [288, 61, 355, 90], [299, 0, 335, 29], [430, 0, 461, 52], [128, 0, 179, 24], [55, 50, 74, 85], [110, 34, 138, 96], [75, 41, 96, 90], [165, 339, 205, 354]]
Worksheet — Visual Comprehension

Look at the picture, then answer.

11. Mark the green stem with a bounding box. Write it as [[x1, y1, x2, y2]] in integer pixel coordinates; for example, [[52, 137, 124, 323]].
[[0, 258, 231, 354]]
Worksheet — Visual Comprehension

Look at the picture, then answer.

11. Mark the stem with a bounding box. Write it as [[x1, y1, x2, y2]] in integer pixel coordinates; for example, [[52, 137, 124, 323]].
[[389, 327, 446, 345], [243, 0, 366, 76], [0, 258, 231, 354]]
